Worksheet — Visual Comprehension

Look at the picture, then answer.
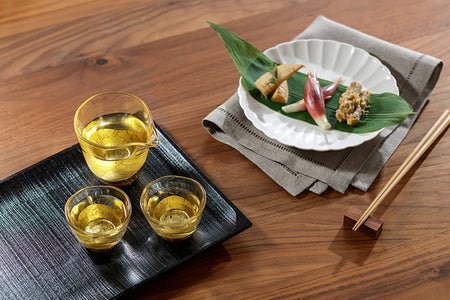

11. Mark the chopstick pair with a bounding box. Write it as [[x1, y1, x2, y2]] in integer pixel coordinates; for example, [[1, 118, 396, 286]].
[[353, 109, 450, 231]]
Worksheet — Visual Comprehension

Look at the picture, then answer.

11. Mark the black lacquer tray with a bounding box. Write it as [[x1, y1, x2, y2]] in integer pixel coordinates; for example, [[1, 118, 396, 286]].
[[0, 123, 251, 299]]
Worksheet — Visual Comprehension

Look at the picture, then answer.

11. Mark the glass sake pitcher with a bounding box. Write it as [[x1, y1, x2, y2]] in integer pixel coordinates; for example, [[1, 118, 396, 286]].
[[74, 92, 159, 186]]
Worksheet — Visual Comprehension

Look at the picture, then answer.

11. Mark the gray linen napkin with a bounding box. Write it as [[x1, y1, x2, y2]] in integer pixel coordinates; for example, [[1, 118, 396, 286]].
[[202, 15, 443, 196]]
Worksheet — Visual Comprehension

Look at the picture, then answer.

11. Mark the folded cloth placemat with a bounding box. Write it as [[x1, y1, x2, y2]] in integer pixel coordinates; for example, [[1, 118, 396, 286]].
[[202, 15, 443, 196]]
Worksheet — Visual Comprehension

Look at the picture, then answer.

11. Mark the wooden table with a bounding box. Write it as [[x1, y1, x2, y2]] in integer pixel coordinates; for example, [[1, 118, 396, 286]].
[[1, 0, 449, 299]]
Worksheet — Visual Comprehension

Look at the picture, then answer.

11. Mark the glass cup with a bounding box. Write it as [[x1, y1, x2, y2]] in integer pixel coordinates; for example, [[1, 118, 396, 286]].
[[74, 92, 159, 186], [140, 175, 207, 241], [65, 185, 132, 252]]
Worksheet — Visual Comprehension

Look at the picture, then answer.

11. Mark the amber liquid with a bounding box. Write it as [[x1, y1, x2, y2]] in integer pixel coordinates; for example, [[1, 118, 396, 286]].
[[145, 188, 202, 241], [81, 113, 150, 185], [69, 194, 128, 251], [70, 195, 126, 232]]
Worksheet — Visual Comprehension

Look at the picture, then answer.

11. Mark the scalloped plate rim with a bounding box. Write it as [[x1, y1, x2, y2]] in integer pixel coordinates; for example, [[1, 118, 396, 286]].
[[238, 39, 399, 151]]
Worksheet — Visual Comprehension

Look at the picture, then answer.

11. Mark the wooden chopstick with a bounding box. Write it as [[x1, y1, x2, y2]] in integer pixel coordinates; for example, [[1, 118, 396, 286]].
[[352, 109, 450, 231]]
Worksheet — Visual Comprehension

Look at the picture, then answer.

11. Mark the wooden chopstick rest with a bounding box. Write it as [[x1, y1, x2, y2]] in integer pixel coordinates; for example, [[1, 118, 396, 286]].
[[343, 208, 383, 239], [345, 109, 450, 237]]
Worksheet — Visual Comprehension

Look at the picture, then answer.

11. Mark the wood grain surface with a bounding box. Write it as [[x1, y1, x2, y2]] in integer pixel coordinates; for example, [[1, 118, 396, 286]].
[[1, 0, 449, 299]]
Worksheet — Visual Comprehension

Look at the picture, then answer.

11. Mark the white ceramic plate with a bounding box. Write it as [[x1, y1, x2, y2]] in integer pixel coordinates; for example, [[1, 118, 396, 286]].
[[238, 39, 399, 151]]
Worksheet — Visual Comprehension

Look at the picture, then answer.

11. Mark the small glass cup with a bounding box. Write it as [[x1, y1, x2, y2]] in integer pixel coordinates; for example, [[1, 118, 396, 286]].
[[65, 185, 132, 252], [74, 92, 159, 186], [140, 175, 207, 241]]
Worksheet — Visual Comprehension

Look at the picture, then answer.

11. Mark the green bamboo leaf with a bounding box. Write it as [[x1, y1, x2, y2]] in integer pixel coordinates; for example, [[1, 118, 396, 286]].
[[206, 21, 414, 133]]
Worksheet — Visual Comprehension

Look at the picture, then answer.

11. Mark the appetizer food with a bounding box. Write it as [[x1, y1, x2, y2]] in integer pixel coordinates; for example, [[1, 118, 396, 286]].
[[208, 21, 414, 135], [335, 81, 370, 126], [282, 77, 342, 113], [303, 71, 331, 130], [271, 81, 289, 104], [254, 63, 304, 99]]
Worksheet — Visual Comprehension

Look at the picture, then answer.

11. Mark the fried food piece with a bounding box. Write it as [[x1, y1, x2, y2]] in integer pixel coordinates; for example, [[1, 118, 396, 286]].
[[335, 81, 370, 126], [254, 63, 303, 97], [270, 81, 289, 104]]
